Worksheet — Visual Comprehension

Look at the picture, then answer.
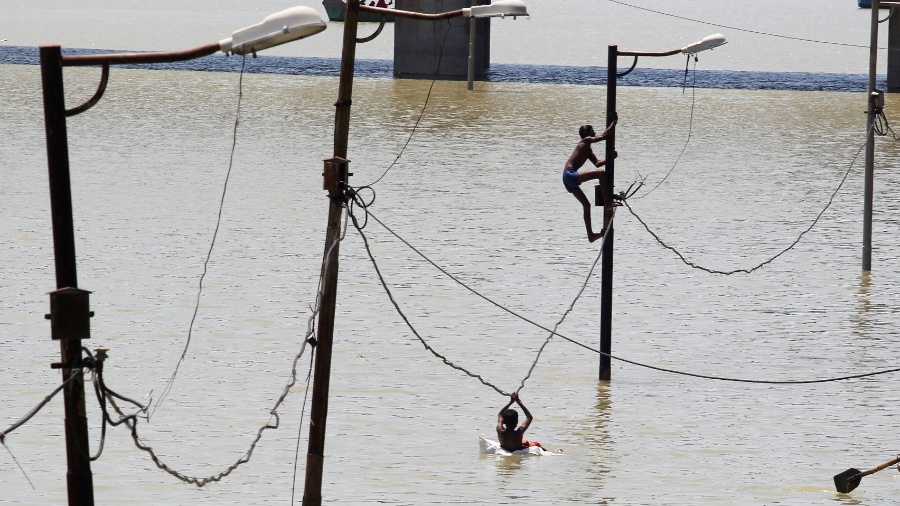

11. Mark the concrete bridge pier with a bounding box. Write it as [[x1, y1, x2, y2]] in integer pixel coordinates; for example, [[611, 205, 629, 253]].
[[393, 0, 491, 80], [889, 9, 900, 91]]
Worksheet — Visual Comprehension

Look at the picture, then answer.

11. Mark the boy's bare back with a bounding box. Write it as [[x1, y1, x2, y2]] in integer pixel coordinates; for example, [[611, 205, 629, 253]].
[[565, 139, 596, 170]]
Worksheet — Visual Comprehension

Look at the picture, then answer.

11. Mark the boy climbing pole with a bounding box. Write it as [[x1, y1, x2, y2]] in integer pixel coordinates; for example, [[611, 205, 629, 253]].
[[496, 392, 545, 452], [562, 114, 619, 243]]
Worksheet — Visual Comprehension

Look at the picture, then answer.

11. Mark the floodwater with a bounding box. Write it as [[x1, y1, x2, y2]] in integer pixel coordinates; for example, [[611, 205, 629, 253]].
[[3, 1, 900, 505]]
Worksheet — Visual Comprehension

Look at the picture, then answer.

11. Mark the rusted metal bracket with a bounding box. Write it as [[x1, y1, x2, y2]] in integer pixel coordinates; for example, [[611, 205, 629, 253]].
[[46, 287, 93, 341], [323, 157, 352, 199]]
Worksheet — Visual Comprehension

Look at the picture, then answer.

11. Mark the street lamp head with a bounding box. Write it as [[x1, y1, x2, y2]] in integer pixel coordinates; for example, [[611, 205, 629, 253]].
[[464, 0, 529, 18], [680, 33, 727, 55], [220, 6, 327, 55]]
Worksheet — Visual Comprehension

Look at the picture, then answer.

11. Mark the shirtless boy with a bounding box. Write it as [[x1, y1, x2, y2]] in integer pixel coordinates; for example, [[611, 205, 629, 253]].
[[562, 116, 618, 243], [496, 392, 545, 452]]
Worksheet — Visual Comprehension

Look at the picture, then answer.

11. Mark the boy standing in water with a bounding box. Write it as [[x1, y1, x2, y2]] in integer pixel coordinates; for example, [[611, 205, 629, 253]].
[[562, 115, 618, 243], [496, 392, 545, 452]]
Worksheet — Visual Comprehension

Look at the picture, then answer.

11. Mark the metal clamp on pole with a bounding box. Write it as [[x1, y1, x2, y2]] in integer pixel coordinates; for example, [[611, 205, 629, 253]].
[[322, 157, 352, 199]]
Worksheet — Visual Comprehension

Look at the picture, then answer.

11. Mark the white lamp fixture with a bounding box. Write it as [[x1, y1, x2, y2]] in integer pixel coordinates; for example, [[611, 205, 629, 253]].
[[221, 6, 327, 55], [681, 33, 727, 54], [464, 0, 529, 18]]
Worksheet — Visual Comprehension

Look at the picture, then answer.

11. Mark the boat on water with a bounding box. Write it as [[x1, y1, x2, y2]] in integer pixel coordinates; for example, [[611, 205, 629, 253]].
[[858, 0, 890, 7], [322, 0, 395, 22]]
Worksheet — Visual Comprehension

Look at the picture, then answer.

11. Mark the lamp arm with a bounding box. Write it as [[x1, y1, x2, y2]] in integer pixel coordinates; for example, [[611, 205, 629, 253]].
[[65, 64, 109, 117], [358, 4, 465, 20], [616, 55, 639, 77], [357, 18, 389, 43], [61, 42, 221, 67], [617, 48, 681, 57]]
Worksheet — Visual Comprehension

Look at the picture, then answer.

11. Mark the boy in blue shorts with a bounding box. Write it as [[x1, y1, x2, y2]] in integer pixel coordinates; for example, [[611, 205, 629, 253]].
[[563, 116, 617, 243]]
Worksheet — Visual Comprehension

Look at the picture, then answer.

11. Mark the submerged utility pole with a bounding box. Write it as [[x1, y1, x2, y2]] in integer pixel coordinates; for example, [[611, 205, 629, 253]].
[[599, 45, 617, 381], [302, 3, 527, 501], [598, 34, 726, 380], [40, 44, 96, 506], [302, 2, 358, 504], [863, 0, 883, 271]]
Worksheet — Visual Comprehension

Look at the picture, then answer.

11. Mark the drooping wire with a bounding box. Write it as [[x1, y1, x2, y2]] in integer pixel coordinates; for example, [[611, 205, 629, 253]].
[[365, 17, 462, 187], [100, 331, 319, 486], [633, 54, 698, 200], [625, 126, 872, 275], [0, 373, 81, 489], [347, 183, 507, 391], [290, 346, 316, 506], [0, 371, 80, 443], [344, 186, 900, 385], [607, 0, 884, 50], [154, 54, 248, 415], [517, 221, 609, 392], [874, 104, 899, 139], [347, 195, 509, 396], [1, 440, 34, 490]]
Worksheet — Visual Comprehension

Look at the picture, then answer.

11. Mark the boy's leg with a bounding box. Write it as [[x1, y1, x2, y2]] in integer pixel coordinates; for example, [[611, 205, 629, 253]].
[[578, 169, 617, 208], [573, 188, 603, 243]]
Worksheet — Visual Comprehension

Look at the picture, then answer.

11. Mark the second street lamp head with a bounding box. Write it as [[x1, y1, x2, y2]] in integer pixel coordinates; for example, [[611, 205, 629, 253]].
[[680, 33, 727, 55], [464, 0, 529, 18], [220, 6, 327, 55]]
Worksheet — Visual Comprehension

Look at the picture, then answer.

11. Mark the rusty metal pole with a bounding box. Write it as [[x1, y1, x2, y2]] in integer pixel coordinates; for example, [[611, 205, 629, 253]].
[[302, 2, 358, 504], [863, 0, 880, 271], [39, 44, 95, 506], [599, 45, 617, 381]]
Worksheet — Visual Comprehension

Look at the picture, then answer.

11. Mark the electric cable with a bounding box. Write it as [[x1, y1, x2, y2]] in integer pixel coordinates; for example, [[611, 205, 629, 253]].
[[1, 440, 34, 490], [366, 17, 463, 187], [154, 54, 248, 415], [0, 371, 81, 443], [625, 127, 871, 275], [633, 54, 698, 199], [348, 203, 510, 396], [290, 345, 316, 506], [516, 230, 607, 392], [874, 104, 899, 139], [607, 0, 888, 50], [344, 186, 900, 386]]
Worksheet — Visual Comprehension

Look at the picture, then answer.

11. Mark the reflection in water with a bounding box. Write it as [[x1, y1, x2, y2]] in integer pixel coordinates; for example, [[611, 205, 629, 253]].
[[577, 382, 615, 494], [832, 494, 863, 505], [851, 272, 871, 337], [588, 382, 613, 453], [489, 453, 526, 477]]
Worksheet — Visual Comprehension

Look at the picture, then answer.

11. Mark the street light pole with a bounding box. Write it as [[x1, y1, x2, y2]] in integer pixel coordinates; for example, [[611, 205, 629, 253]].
[[863, 0, 881, 271], [599, 34, 726, 381], [301, 1, 359, 504], [40, 43, 95, 506], [300, 2, 528, 503], [599, 45, 617, 381], [37, 9, 325, 505]]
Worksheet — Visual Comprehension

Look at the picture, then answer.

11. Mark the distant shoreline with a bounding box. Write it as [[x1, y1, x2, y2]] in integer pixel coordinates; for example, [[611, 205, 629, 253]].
[[1, 45, 880, 92]]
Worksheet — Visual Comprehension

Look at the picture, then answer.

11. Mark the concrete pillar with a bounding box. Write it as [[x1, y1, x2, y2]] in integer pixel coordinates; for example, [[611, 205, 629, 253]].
[[393, 0, 491, 80], [889, 8, 900, 92]]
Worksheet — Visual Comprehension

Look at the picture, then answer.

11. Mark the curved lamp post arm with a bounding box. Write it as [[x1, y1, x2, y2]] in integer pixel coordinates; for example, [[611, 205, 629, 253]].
[[360, 4, 464, 20], [617, 48, 682, 57], [62, 6, 326, 67], [61, 43, 222, 67], [614, 33, 726, 77], [359, 0, 527, 29]]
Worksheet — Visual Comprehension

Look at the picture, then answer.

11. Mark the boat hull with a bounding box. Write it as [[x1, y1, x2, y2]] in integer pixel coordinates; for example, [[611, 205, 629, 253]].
[[323, 0, 395, 22]]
